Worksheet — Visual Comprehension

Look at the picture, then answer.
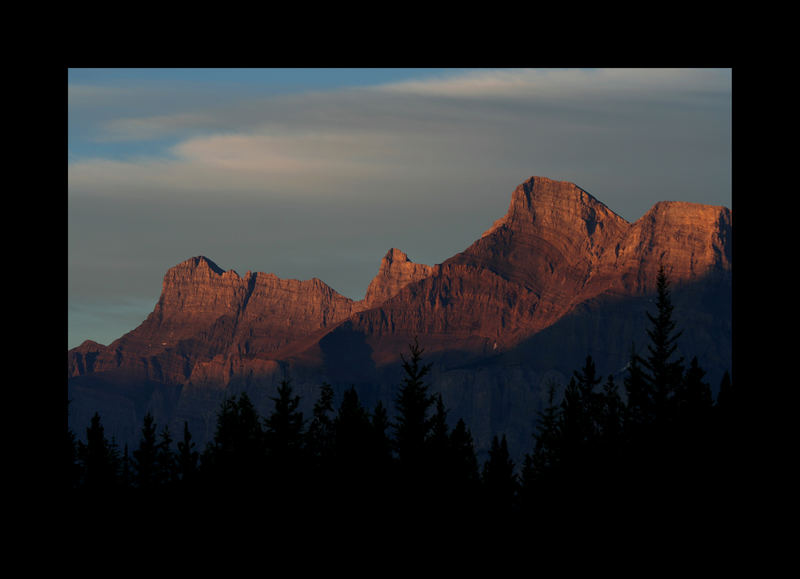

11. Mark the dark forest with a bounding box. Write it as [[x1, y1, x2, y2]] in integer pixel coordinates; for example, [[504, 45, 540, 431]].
[[65, 266, 742, 535]]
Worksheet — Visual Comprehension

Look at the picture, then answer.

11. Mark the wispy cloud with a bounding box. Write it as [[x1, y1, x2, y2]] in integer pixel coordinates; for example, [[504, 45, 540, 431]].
[[373, 68, 730, 102], [68, 68, 731, 207]]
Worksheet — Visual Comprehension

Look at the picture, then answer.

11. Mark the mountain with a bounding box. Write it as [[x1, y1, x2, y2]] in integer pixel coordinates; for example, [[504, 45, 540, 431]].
[[67, 176, 732, 463]]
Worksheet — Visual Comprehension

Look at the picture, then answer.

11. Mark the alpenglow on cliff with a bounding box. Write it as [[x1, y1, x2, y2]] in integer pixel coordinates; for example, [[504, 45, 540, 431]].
[[68, 176, 732, 462]]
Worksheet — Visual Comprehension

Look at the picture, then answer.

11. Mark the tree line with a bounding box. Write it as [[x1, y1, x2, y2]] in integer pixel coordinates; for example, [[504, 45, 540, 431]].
[[66, 265, 740, 523]]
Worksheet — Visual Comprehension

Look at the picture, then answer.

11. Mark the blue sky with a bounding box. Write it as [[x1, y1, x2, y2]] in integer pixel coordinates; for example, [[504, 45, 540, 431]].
[[68, 67, 732, 349]]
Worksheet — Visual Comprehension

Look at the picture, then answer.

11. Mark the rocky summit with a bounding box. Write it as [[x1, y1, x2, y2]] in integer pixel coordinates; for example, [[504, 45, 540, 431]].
[[67, 176, 732, 463]]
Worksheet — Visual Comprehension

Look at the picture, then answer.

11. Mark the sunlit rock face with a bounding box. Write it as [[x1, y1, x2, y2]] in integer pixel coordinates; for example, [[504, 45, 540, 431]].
[[351, 176, 731, 362], [361, 248, 434, 310], [68, 176, 732, 461]]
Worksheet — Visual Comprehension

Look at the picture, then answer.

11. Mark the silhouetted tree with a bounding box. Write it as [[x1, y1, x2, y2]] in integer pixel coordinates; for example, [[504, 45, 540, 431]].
[[642, 264, 685, 424], [563, 355, 604, 472], [203, 392, 266, 488], [393, 338, 435, 474], [120, 444, 132, 489], [427, 394, 449, 465], [524, 382, 562, 492], [676, 356, 713, 426], [306, 382, 335, 477], [482, 434, 517, 516], [333, 386, 372, 474], [559, 376, 589, 478], [370, 400, 393, 467], [176, 421, 199, 485], [132, 413, 159, 490], [446, 417, 480, 506], [598, 374, 624, 455], [78, 412, 120, 491], [623, 343, 653, 431], [264, 379, 306, 494], [423, 393, 452, 500], [67, 426, 81, 489], [368, 400, 394, 495], [155, 424, 177, 487], [715, 370, 735, 413]]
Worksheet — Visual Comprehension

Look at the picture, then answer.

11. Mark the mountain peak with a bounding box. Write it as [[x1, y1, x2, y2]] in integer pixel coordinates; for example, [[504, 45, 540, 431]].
[[508, 176, 613, 219], [383, 247, 411, 263], [173, 255, 226, 276], [362, 248, 433, 309], [481, 176, 618, 239]]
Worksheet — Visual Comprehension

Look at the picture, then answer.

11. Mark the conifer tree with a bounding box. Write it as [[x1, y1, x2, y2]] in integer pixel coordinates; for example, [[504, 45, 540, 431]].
[[79, 412, 120, 491], [203, 392, 266, 488], [595, 374, 624, 490], [264, 379, 305, 491], [559, 376, 586, 471], [177, 421, 199, 486], [306, 382, 335, 475], [333, 386, 372, 473], [481, 434, 518, 515], [67, 426, 81, 489], [567, 355, 604, 458], [368, 400, 394, 488], [370, 400, 392, 465], [427, 394, 450, 464], [676, 356, 713, 425], [155, 424, 177, 487], [132, 413, 159, 490], [642, 264, 685, 424], [424, 393, 451, 497], [715, 370, 734, 412], [623, 343, 653, 431], [447, 418, 480, 500], [393, 338, 435, 476], [598, 374, 623, 449], [523, 382, 562, 491], [120, 444, 132, 489]]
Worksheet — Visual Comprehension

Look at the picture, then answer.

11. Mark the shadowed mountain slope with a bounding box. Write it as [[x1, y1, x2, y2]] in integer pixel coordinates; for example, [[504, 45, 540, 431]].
[[68, 176, 732, 462]]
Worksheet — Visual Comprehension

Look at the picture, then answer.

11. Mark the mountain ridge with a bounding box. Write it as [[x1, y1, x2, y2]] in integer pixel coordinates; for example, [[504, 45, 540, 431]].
[[68, 175, 732, 461]]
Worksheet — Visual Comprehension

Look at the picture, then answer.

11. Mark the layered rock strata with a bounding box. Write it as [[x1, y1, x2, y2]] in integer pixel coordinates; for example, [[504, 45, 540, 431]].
[[68, 176, 732, 460]]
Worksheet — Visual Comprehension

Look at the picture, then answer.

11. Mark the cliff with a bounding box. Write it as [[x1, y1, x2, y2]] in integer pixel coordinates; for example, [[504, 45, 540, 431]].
[[68, 176, 732, 462]]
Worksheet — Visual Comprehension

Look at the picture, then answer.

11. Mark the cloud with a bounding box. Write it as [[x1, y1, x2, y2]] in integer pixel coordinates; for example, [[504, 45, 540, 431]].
[[68, 68, 731, 210], [373, 68, 730, 103]]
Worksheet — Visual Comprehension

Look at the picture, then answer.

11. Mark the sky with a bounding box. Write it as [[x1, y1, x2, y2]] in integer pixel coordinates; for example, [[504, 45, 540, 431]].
[[68, 67, 732, 349]]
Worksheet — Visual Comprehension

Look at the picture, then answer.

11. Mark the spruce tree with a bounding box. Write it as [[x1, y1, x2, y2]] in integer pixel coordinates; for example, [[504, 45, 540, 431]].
[[393, 338, 435, 476], [447, 418, 480, 501], [623, 343, 653, 431], [642, 264, 685, 424], [132, 413, 159, 491], [264, 379, 306, 492], [155, 424, 177, 487], [596, 374, 624, 491], [523, 382, 562, 492], [481, 434, 518, 516], [370, 400, 392, 465], [177, 421, 199, 486], [598, 374, 623, 449], [368, 400, 394, 491], [306, 382, 335, 477], [427, 394, 450, 465], [559, 376, 586, 474], [676, 356, 713, 425], [79, 412, 120, 491], [67, 427, 81, 489], [333, 386, 372, 474], [203, 392, 266, 488]]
